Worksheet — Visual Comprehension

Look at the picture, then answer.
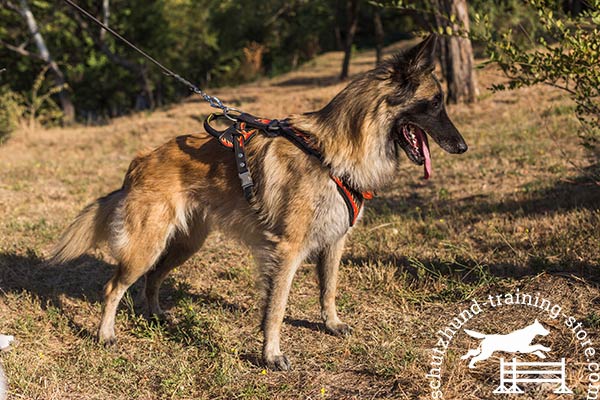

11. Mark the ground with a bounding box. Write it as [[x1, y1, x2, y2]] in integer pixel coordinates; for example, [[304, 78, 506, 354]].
[[0, 41, 599, 399]]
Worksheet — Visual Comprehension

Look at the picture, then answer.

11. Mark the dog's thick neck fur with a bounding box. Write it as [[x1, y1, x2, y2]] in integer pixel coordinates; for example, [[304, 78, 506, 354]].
[[289, 63, 417, 192]]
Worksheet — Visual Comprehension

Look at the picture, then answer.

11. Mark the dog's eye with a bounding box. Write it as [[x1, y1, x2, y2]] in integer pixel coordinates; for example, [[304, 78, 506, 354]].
[[432, 94, 443, 109]]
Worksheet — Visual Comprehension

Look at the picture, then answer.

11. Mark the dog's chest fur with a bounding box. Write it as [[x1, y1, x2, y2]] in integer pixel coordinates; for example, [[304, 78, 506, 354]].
[[305, 181, 354, 252], [245, 136, 354, 255]]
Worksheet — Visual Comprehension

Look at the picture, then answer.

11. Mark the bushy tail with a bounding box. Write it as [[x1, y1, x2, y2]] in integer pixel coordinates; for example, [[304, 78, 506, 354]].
[[49, 189, 122, 264], [463, 329, 485, 339]]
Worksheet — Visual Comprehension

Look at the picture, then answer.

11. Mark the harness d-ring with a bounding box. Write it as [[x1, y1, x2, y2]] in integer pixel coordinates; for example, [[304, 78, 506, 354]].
[[223, 107, 242, 122]]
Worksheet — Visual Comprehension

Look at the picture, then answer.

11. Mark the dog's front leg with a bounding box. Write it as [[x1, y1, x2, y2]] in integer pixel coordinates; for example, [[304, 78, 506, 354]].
[[317, 235, 352, 336], [260, 244, 303, 371]]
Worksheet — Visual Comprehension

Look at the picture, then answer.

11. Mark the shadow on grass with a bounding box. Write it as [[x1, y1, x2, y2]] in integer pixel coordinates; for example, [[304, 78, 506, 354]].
[[284, 317, 325, 333], [371, 167, 599, 221], [0, 251, 113, 339], [454, 172, 600, 217], [0, 251, 246, 344], [343, 253, 600, 295], [0, 251, 112, 304]]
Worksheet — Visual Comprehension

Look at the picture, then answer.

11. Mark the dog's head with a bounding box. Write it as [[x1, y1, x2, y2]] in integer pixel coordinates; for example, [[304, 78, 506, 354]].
[[532, 319, 550, 337], [307, 35, 468, 188], [380, 35, 467, 179]]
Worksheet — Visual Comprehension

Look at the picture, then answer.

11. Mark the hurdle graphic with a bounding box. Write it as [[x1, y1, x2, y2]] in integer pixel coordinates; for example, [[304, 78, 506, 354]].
[[493, 357, 572, 394]]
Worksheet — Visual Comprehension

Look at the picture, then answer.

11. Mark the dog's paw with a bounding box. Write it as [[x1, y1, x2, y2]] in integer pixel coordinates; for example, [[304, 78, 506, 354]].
[[99, 335, 117, 347], [264, 354, 292, 371], [145, 310, 174, 325], [97, 327, 117, 347], [532, 350, 547, 359], [325, 321, 353, 337]]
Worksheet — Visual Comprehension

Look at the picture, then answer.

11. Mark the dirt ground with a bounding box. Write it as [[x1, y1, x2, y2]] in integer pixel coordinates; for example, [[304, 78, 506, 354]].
[[0, 41, 599, 399]]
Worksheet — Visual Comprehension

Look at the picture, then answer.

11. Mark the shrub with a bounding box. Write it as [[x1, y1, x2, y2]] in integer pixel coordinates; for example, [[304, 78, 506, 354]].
[[0, 86, 25, 142], [475, 0, 600, 157]]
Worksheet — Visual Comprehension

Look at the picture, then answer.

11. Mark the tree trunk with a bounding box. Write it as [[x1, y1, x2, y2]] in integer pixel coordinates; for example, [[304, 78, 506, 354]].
[[434, 0, 478, 104], [334, 26, 343, 51], [374, 9, 384, 65], [100, 0, 110, 41], [340, 0, 359, 80], [18, 0, 75, 122], [566, 0, 582, 16]]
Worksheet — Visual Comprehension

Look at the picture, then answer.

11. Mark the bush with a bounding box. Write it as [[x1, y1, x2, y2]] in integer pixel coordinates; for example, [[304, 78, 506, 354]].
[[475, 0, 600, 156], [0, 66, 65, 142], [0, 86, 25, 142]]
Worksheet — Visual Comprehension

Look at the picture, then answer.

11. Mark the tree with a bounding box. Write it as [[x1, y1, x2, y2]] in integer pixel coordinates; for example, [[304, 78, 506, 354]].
[[432, 0, 478, 104], [3, 0, 75, 122], [340, 0, 359, 80], [66, 1, 156, 110], [373, 8, 385, 65]]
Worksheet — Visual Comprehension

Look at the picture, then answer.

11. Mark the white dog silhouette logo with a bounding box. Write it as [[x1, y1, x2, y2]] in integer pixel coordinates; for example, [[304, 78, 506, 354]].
[[461, 319, 551, 368]]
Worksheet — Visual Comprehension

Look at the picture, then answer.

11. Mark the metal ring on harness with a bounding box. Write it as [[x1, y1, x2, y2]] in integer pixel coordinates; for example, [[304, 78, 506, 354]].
[[223, 107, 242, 122]]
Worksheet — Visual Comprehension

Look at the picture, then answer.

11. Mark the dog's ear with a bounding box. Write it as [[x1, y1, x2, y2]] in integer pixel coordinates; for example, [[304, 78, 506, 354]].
[[406, 34, 437, 76], [384, 34, 437, 86]]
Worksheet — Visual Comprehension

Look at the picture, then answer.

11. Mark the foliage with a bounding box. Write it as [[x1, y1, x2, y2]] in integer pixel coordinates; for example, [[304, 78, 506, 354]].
[[0, 86, 25, 142], [476, 0, 600, 156], [0, 66, 64, 139], [23, 65, 66, 129], [1, 0, 403, 124], [469, 0, 544, 50]]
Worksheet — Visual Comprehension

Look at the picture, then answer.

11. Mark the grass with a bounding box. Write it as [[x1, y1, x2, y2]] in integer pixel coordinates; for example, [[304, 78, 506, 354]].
[[0, 41, 599, 399]]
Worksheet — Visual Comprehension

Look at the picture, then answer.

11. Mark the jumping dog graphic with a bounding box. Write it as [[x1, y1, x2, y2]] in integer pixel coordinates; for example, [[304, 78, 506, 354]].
[[461, 319, 551, 368]]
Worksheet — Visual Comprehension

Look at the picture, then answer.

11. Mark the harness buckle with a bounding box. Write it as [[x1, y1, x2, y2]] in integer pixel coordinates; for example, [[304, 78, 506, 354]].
[[238, 171, 254, 188], [264, 119, 280, 137]]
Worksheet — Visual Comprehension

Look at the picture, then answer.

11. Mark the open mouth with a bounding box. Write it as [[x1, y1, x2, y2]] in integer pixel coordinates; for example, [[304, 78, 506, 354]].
[[395, 123, 432, 179]]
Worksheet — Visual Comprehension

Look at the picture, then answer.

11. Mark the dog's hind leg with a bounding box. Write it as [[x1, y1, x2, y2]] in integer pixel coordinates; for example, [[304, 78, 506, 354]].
[[144, 212, 210, 318], [468, 346, 494, 368], [98, 202, 175, 345], [317, 235, 352, 336], [257, 242, 304, 371]]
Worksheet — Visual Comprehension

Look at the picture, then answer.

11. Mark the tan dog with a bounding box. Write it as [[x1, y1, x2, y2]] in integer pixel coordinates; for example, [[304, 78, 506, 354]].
[[51, 35, 467, 370]]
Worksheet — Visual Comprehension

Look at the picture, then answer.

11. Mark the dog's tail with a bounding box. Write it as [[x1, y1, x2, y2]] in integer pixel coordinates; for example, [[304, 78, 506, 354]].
[[463, 329, 485, 339], [49, 189, 122, 264]]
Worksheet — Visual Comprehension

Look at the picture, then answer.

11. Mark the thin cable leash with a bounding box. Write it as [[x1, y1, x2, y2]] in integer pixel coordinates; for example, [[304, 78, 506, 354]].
[[62, 0, 239, 120]]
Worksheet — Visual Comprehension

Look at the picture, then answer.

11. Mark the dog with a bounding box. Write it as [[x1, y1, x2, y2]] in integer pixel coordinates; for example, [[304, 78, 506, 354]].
[[50, 35, 467, 370], [461, 319, 551, 368]]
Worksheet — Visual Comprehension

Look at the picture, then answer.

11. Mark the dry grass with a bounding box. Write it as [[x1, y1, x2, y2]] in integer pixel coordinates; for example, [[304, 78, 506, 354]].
[[0, 41, 599, 399]]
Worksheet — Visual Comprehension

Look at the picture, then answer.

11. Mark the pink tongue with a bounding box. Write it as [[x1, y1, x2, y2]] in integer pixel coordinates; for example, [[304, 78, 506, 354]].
[[416, 130, 431, 179]]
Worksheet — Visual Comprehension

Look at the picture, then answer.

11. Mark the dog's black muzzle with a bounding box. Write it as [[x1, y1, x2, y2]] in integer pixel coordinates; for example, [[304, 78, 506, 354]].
[[412, 108, 468, 154]]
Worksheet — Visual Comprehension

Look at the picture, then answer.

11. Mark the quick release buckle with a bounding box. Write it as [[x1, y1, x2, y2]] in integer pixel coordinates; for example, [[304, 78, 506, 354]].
[[238, 171, 253, 189]]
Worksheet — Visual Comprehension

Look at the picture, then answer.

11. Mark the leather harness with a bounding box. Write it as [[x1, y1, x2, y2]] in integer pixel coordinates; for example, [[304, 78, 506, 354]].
[[203, 113, 372, 227]]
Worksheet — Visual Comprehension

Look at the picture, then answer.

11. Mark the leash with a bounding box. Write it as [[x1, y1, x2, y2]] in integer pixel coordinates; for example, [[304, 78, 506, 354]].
[[62, 0, 239, 120]]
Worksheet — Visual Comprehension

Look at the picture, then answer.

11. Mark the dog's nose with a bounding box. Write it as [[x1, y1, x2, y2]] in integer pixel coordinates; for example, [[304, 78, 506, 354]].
[[456, 141, 468, 154]]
